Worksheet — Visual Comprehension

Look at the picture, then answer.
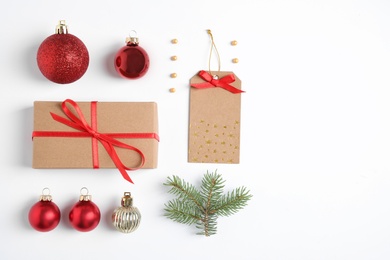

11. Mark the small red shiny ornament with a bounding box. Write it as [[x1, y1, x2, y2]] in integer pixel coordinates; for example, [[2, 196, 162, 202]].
[[28, 188, 61, 232], [37, 20, 89, 84], [69, 188, 100, 232], [114, 31, 150, 79]]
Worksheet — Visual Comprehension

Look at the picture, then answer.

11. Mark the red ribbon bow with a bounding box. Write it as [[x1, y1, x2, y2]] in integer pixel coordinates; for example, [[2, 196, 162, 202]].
[[32, 99, 159, 184], [190, 70, 244, 94]]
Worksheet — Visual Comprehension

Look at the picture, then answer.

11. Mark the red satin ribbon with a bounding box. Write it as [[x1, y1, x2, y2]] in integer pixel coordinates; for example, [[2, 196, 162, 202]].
[[190, 70, 244, 94], [91, 101, 99, 169], [32, 99, 160, 184]]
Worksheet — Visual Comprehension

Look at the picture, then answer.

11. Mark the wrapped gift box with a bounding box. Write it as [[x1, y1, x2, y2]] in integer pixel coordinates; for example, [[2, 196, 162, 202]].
[[32, 100, 159, 180]]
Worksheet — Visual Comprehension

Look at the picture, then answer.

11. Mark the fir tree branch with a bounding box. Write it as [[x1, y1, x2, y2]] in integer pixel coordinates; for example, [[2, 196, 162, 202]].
[[200, 171, 225, 210], [164, 199, 202, 225], [199, 171, 225, 236], [196, 214, 218, 236], [164, 175, 205, 213], [163, 172, 252, 236], [211, 187, 253, 217]]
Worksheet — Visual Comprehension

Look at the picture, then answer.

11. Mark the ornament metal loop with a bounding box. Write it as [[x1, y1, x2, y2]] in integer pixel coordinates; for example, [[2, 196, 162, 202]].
[[39, 187, 52, 201], [129, 30, 138, 38], [126, 30, 139, 44], [55, 20, 68, 34], [80, 187, 89, 195], [79, 187, 91, 201], [121, 192, 133, 207], [42, 187, 51, 195]]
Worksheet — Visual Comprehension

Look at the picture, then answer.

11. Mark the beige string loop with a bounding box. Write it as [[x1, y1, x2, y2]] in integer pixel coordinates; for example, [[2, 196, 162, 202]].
[[207, 29, 221, 74]]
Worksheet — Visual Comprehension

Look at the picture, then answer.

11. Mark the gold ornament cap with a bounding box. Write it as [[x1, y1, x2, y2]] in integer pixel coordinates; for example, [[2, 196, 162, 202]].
[[39, 194, 52, 201], [125, 30, 139, 45], [121, 192, 134, 207], [79, 187, 92, 201], [39, 188, 53, 201], [55, 20, 68, 34], [126, 37, 139, 45]]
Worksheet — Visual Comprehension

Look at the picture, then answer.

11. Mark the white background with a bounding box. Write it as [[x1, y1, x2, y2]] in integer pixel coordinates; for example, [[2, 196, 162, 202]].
[[1, 0, 390, 259]]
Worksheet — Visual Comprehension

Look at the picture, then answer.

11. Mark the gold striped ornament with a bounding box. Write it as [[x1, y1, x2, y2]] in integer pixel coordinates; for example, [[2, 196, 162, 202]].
[[112, 192, 141, 233]]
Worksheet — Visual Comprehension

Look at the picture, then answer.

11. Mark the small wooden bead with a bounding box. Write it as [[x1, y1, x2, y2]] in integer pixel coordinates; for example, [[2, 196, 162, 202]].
[[170, 73, 177, 78], [171, 39, 178, 44], [170, 55, 177, 61], [231, 40, 238, 46], [169, 88, 176, 93], [232, 58, 239, 63]]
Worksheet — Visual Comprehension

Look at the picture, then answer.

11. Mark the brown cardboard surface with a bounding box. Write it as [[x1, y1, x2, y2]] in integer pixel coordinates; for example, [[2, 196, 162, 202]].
[[188, 71, 242, 163], [33, 101, 158, 169]]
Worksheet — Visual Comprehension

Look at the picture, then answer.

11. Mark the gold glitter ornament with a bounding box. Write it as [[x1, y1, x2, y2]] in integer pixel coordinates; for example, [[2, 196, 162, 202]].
[[232, 58, 239, 63], [112, 192, 141, 233], [171, 39, 178, 44], [170, 73, 177, 78], [231, 40, 238, 46]]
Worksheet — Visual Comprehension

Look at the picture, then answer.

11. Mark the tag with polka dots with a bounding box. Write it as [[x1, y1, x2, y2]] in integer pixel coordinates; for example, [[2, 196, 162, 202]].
[[188, 70, 242, 164]]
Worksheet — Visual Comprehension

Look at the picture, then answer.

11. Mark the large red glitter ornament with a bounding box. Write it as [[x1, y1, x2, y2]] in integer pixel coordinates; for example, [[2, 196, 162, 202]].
[[28, 188, 61, 232], [114, 31, 150, 79], [69, 188, 100, 232], [37, 20, 89, 84]]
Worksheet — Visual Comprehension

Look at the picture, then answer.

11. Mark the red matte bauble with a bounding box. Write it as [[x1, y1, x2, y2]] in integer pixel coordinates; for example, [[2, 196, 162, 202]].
[[69, 201, 101, 232], [114, 43, 149, 79], [37, 22, 89, 84], [28, 201, 61, 232]]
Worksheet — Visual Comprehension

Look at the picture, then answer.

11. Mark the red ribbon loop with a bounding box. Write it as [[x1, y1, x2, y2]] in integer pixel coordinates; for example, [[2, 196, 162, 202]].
[[33, 99, 159, 184], [190, 70, 244, 94]]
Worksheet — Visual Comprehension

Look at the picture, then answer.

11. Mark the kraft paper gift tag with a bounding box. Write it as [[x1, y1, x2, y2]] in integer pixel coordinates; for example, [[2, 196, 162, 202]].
[[188, 70, 243, 163]]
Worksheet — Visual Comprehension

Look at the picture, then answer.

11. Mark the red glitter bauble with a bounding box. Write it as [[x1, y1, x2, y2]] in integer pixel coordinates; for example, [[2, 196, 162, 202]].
[[69, 200, 101, 232], [28, 201, 61, 232], [114, 34, 149, 79], [37, 21, 89, 84]]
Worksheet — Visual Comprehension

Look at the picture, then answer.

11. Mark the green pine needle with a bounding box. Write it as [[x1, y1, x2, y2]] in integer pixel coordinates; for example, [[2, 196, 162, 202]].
[[212, 187, 252, 217], [164, 199, 202, 225], [164, 175, 204, 212], [163, 171, 252, 236]]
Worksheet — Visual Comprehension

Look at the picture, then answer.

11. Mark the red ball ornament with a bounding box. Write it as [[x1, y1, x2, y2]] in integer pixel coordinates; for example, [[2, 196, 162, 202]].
[[37, 20, 89, 84], [69, 188, 100, 232], [114, 31, 150, 79], [28, 188, 61, 232]]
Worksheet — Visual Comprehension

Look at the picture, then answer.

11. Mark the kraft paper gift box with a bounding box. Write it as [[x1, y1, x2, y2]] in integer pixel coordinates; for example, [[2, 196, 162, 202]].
[[32, 99, 159, 183]]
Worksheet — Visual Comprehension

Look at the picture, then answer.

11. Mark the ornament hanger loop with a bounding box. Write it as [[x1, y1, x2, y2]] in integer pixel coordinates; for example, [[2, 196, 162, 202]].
[[39, 187, 52, 201], [80, 187, 89, 196], [79, 187, 92, 201], [129, 30, 138, 38], [55, 20, 68, 34], [126, 30, 139, 44], [207, 29, 221, 75], [42, 187, 51, 196]]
